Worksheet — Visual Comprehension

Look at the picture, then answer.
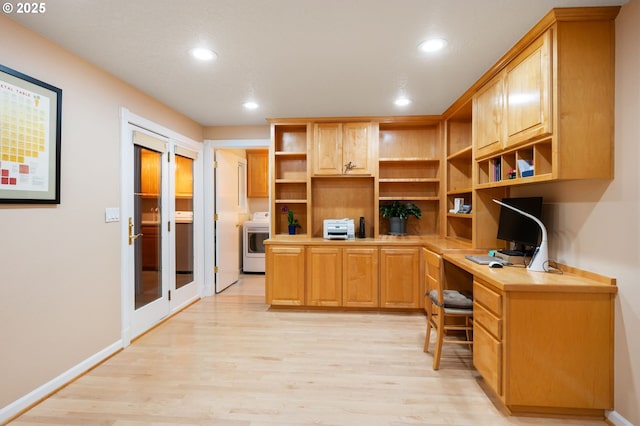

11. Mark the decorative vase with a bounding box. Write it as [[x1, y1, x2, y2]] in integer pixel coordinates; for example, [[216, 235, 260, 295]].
[[288, 225, 297, 235], [389, 217, 407, 235]]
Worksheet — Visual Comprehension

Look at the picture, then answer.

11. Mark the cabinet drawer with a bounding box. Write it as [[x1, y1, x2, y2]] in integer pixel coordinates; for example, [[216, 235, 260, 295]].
[[474, 322, 503, 397], [473, 279, 502, 316], [474, 301, 502, 340]]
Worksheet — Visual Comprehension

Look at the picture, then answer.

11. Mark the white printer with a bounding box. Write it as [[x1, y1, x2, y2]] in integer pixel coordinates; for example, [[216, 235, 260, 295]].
[[323, 219, 355, 240]]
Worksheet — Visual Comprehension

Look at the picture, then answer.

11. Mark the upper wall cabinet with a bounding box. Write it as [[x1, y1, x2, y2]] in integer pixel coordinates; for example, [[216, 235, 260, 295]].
[[247, 149, 269, 198], [312, 122, 374, 175], [504, 31, 552, 147], [473, 73, 504, 159], [473, 8, 618, 187]]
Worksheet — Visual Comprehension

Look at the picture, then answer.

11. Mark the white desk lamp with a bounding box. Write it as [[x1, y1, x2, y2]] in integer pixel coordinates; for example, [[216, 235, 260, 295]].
[[492, 199, 548, 272]]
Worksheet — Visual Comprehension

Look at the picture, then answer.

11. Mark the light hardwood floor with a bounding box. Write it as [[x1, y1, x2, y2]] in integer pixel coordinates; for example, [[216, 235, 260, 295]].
[[10, 274, 607, 425]]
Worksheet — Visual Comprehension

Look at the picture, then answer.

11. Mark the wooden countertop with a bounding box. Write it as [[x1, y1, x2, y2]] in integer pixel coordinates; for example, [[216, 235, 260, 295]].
[[444, 253, 617, 294], [265, 235, 484, 254]]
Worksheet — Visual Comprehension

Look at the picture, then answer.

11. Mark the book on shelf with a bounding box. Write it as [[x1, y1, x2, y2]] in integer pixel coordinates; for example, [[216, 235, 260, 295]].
[[492, 158, 502, 182]]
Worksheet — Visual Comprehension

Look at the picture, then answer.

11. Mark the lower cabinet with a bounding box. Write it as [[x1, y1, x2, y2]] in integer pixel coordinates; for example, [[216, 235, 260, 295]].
[[307, 247, 343, 306], [265, 245, 305, 306], [306, 246, 379, 307], [379, 247, 421, 309], [266, 243, 421, 310], [473, 277, 615, 415], [342, 247, 379, 308]]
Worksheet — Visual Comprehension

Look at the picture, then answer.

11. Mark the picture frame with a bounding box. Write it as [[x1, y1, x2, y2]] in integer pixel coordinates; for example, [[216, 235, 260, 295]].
[[0, 64, 62, 204]]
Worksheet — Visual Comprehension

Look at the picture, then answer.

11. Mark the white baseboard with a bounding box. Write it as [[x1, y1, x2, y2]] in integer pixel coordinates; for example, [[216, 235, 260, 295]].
[[0, 340, 122, 424], [607, 410, 634, 426]]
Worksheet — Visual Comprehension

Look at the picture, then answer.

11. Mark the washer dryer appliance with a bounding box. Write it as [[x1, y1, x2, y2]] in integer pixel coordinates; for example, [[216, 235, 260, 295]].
[[243, 211, 269, 272]]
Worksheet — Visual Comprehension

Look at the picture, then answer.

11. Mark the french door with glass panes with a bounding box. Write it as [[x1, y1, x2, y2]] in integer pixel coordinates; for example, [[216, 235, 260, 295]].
[[125, 126, 198, 340]]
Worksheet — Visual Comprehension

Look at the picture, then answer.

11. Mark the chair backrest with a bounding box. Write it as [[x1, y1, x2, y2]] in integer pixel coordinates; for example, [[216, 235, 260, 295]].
[[424, 249, 445, 306]]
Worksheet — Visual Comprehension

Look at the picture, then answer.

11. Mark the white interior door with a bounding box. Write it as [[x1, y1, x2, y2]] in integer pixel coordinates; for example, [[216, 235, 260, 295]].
[[214, 150, 245, 293], [129, 129, 171, 338]]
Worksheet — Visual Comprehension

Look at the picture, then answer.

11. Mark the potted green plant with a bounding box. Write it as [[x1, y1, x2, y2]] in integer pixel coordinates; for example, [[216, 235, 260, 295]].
[[379, 201, 422, 235], [287, 209, 301, 235]]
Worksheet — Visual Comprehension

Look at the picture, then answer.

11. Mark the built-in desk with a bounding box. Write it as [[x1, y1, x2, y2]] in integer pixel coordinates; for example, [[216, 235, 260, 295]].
[[443, 253, 617, 418]]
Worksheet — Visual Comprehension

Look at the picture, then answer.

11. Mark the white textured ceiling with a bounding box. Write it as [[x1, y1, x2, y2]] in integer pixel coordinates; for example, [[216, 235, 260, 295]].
[[9, 0, 626, 126]]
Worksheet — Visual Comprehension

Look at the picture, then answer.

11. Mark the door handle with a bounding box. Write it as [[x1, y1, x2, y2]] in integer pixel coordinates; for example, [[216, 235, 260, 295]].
[[128, 217, 143, 245]]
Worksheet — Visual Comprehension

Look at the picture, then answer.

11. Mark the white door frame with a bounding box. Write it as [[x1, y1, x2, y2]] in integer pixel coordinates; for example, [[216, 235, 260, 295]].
[[203, 139, 269, 297], [120, 108, 204, 346]]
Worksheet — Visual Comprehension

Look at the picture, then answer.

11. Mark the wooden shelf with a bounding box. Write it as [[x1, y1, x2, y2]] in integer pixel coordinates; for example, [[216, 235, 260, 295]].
[[379, 157, 439, 162], [274, 199, 307, 204], [275, 179, 307, 184], [275, 151, 306, 157], [379, 196, 439, 201], [447, 188, 472, 195], [447, 213, 473, 219], [447, 146, 472, 160], [379, 178, 439, 183]]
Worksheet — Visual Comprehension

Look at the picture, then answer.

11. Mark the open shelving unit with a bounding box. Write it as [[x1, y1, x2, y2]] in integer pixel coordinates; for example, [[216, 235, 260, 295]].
[[444, 100, 473, 242], [378, 120, 442, 237], [271, 123, 310, 236]]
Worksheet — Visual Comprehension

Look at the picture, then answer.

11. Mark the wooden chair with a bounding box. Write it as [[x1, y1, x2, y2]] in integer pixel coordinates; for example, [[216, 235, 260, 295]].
[[423, 249, 473, 370]]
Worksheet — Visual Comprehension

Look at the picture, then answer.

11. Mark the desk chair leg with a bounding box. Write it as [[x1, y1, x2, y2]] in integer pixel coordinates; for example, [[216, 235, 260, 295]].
[[424, 306, 433, 353], [432, 309, 445, 370], [465, 317, 473, 351]]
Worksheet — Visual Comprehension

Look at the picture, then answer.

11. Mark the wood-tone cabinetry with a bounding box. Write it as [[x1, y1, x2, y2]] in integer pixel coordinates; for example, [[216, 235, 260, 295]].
[[271, 123, 309, 236], [313, 122, 373, 175], [445, 100, 473, 242], [342, 247, 379, 308], [307, 246, 342, 307], [471, 275, 615, 416], [378, 121, 442, 237], [247, 149, 269, 198], [265, 245, 305, 306], [140, 149, 161, 196], [504, 31, 552, 147], [379, 247, 421, 309], [174, 153, 193, 197], [473, 74, 503, 159], [473, 10, 616, 188], [306, 246, 379, 308], [141, 224, 160, 270]]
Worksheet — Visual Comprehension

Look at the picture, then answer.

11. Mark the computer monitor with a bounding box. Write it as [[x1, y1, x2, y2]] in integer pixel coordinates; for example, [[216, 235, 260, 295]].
[[496, 197, 543, 254]]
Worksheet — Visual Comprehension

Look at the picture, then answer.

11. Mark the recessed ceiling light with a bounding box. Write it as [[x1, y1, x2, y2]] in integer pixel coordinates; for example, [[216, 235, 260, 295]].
[[243, 101, 259, 110], [418, 38, 447, 53], [190, 47, 217, 61], [394, 97, 411, 107]]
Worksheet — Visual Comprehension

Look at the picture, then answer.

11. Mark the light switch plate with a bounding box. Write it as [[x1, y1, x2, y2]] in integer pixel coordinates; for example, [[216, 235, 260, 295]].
[[105, 207, 120, 223]]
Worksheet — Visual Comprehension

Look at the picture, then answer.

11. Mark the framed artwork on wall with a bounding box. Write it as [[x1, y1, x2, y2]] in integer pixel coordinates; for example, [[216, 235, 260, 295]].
[[0, 64, 62, 204]]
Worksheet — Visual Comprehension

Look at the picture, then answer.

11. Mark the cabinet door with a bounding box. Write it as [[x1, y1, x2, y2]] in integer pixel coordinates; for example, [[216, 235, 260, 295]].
[[140, 149, 161, 195], [473, 73, 504, 159], [343, 247, 378, 308], [266, 246, 305, 306], [247, 149, 269, 198], [313, 123, 342, 175], [504, 31, 552, 147], [342, 122, 372, 175], [306, 246, 342, 306], [175, 154, 193, 197], [473, 321, 503, 397], [379, 247, 420, 308]]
